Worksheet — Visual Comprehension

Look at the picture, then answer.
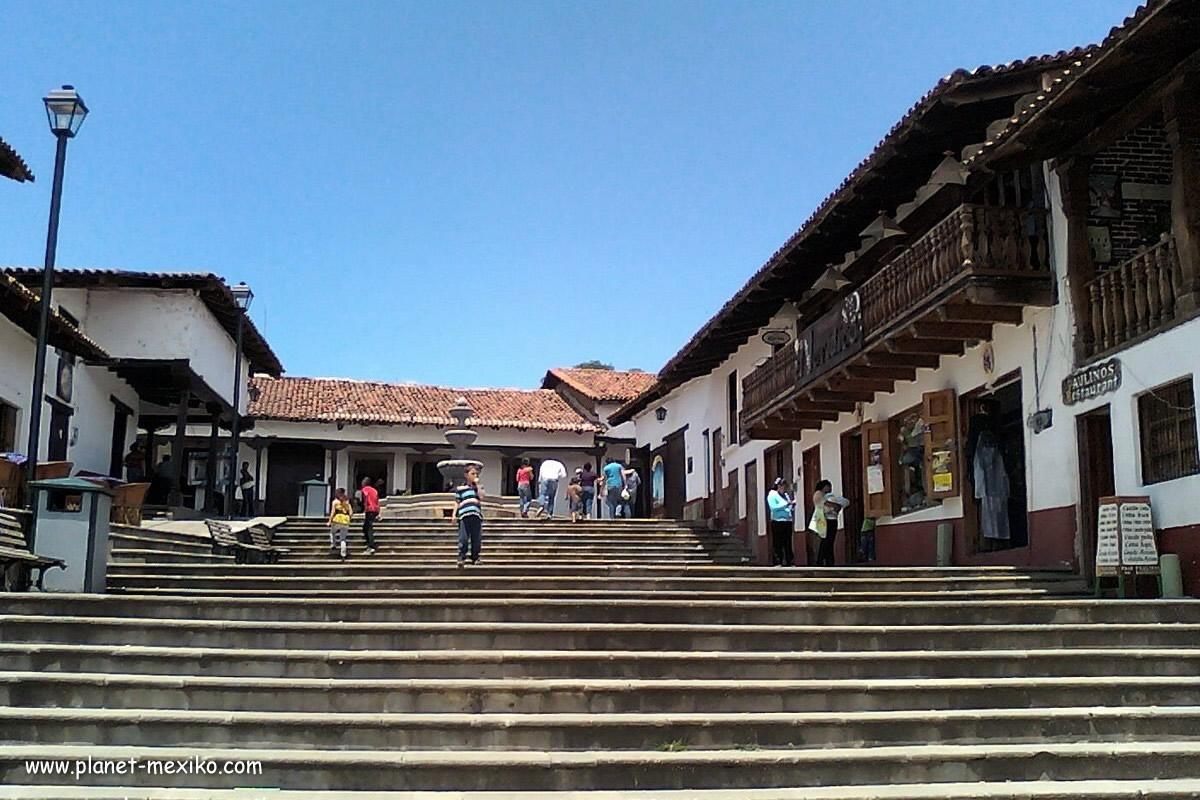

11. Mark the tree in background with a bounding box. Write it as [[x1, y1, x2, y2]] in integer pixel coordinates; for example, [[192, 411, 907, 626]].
[[573, 360, 614, 370]]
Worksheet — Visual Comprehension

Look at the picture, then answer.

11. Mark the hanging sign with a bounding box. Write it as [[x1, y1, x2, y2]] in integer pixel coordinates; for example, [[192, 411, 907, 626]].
[[1095, 495, 1159, 577], [797, 292, 862, 388], [1062, 358, 1121, 406]]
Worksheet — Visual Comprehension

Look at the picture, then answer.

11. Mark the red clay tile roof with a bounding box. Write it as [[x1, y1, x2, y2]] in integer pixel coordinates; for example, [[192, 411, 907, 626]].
[[250, 376, 600, 433], [0, 137, 34, 183], [543, 368, 659, 403]]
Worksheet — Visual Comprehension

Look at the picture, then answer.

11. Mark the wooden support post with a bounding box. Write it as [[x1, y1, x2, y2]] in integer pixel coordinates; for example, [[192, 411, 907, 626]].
[[1164, 76, 1200, 314], [204, 407, 220, 514], [169, 390, 190, 507]]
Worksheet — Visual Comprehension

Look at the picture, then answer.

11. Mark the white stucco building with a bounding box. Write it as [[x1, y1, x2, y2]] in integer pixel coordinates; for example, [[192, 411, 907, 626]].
[[614, 3, 1200, 594]]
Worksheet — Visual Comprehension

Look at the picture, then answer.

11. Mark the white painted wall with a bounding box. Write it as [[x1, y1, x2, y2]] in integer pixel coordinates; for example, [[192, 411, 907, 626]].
[[630, 307, 799, 536], [0, 314, 140, 476], [74, 289, 245, 409], [0, 317, 36, 453]]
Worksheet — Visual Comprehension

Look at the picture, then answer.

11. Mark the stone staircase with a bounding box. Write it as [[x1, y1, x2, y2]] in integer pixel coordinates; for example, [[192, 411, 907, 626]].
[[1, 517, 1199, 797]]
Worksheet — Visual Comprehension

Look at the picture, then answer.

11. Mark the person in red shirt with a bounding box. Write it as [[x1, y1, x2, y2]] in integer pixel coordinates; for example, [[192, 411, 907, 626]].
[[360, 476, 379, 555], [516, 458, 534, 518]]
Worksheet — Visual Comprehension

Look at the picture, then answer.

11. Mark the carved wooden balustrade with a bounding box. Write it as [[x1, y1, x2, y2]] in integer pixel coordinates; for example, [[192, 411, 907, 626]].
[[860, 204, 1050, 337], [741, 345, 798, 427], [1085, 234, 1180, 358]]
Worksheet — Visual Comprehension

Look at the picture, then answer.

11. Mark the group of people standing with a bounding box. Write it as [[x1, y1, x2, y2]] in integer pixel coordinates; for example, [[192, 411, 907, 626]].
[[515, 457, 641, 522], [765, 476, 849, 567]]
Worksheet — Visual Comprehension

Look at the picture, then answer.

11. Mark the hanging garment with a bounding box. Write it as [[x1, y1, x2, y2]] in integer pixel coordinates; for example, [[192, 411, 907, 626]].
[[973, 431, 1011, 541]]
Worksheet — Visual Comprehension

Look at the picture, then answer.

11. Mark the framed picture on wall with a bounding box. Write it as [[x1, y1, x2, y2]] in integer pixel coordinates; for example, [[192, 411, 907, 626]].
[[1087, 226, 1114, 265], [1088, 173, 1122, 219]]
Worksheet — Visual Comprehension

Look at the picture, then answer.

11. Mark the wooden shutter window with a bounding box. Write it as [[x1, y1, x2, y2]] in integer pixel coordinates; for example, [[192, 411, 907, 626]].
[[922, 388, 961, 499], [861, 420, 894, 518]]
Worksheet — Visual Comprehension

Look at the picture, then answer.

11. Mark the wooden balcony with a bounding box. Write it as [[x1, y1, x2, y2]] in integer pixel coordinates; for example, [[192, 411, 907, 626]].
[[741, 346, 797, 431], [1085, 234, 1184, 359], [742, 203, 1052, 439]]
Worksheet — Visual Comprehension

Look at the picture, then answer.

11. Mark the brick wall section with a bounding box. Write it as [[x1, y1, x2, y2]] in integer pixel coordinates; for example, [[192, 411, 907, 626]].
[[1089, 113, 1174, 265]]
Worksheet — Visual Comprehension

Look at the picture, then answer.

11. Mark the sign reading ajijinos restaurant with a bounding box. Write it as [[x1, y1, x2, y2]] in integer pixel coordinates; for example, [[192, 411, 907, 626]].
[[1062, 358, 1121, 406]]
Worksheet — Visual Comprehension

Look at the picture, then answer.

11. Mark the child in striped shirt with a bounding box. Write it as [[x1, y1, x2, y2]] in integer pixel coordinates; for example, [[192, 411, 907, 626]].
[[455, 466, 484, 567]]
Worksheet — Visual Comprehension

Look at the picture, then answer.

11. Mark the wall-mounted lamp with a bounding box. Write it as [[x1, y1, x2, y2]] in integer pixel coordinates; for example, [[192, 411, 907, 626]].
[[654, 407, 668, 422]]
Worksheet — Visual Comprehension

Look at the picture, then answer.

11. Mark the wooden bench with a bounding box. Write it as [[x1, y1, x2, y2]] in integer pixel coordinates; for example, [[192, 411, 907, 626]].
[[246, 525, 288, 563], [204, 519, 278, 564], [0, 508, 66, 592]]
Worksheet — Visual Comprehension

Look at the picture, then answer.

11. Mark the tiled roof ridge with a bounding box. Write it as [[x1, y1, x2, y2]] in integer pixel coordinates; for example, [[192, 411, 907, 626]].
[[653, 46, 1099, 386], [0, 266, 283, 377], [258, 374, 560, 396], [546, 367, 658, 402], [0, 273, 108, 359], [249, 375, 601, 433], [0, 136, 34, 183], [964, 0, 1168, 168]]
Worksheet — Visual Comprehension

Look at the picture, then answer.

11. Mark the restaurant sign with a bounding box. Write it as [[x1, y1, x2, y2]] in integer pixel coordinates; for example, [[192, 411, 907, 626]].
[[797, 292, 863, 387], [1062, 358, 1121, 406]]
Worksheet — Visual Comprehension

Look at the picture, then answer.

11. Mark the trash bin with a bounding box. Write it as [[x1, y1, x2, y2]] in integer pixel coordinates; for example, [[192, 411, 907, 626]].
[[28, 477, 114, 593], [298, 478, 330, 518]]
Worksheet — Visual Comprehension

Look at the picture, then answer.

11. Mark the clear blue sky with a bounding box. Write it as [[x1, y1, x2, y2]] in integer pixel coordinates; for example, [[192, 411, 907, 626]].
[[1, 0, 1136, 388]]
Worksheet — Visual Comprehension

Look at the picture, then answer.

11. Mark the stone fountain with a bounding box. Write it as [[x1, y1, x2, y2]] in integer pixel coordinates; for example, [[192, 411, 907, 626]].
[[437, 397, 483, 489]]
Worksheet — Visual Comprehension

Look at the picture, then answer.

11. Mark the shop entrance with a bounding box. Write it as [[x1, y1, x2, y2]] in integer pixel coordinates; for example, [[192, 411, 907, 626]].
[[801, 445, 821, 566], [840, 428, 865, 563], [354, 458, 388, 497], [1076, 406, 1115, 587], [962, 376, 1028, 553]]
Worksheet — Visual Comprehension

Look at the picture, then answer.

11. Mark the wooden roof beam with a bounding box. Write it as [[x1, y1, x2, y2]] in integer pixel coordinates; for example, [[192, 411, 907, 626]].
[[937, 303, 1024, 325], [804, 387, 875, 404], [908, 321, 995, 341], [884, 337, 965, 356], [861, 352, 941, 370], [843, 364, 917, 382]]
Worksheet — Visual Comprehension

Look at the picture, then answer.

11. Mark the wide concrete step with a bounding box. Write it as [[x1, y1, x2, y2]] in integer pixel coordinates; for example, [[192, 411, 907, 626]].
[[102, 586, 1065, 602], [6, 595, 1196, 626], [7, 705, 1199, 751], [4, 615, 1197, 650], [101, 576, 1091, 597], [4, 672, 1196, 714], [5, 741, 1200, 790], [6, 780, 1200, 800], [6, 643, 1197, 681]]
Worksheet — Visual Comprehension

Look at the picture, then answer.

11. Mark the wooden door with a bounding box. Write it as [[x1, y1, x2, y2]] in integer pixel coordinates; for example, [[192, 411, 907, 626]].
[[841, 429, 864, 563], [663, 428, 687, 519], [265, 442, 326, 516], [744, 460, 759, 539], [47, 403, 71, 462], [801, 445, 821, 566], [764, 441, 794, 490], [109, 404, 130, 478], [726, 468, 740, 534], [711, 428, 724, 525], [1077, 407, 1115, 587]]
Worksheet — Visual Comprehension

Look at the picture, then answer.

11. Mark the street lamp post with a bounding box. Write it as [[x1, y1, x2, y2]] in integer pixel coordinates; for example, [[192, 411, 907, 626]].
[[25, 86, 88, 492], [225, 283, 253, 517]]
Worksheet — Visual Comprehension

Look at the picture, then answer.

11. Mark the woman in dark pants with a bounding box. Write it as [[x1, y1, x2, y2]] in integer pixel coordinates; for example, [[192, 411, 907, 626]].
[[813, 479, 850, 567]]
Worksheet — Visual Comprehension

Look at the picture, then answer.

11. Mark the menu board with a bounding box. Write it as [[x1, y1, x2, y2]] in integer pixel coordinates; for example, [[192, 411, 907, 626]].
[[1095, 496, 1159, 576], [1095, 503, 1120, 576]]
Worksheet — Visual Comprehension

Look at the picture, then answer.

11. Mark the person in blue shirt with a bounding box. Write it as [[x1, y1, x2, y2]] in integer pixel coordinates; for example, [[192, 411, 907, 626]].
[[601, 457, 627, 519], [454, 466, 484, 568], [766, 477, 797, 567]]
